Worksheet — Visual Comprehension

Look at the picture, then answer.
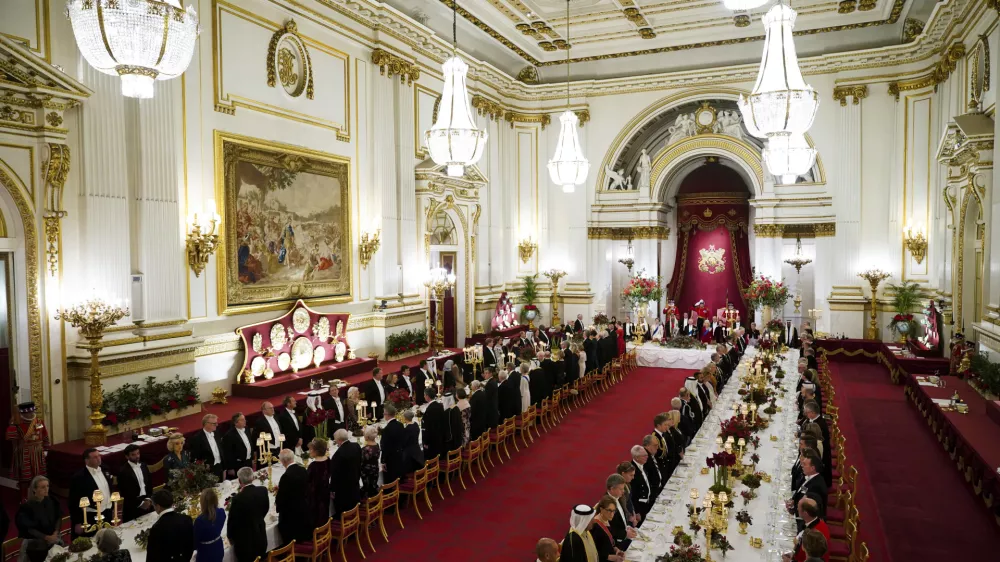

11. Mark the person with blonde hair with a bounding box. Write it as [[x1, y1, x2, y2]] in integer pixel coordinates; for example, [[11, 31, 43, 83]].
[[193, 488, 225, 562], [360, 425, 381, 496], [163, 433, 190, 471]]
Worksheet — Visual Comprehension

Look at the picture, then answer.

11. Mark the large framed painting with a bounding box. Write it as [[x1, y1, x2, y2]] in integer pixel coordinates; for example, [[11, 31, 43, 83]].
[[215, 131, 352, 315]]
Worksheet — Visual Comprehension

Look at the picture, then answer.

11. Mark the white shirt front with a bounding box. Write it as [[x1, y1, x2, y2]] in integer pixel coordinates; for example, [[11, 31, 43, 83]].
[[128, 461, 147, 497], [157, 507, 175, 519], [236, 428, 251, 460], [287, 409, 299, 430], [375, 380, 386, 402], [330, 397, 345, 422], [263, 415, 281, 446], [402, 375, 414, 395], [87, 466, 111, 513], [204, 430, 222, 464]]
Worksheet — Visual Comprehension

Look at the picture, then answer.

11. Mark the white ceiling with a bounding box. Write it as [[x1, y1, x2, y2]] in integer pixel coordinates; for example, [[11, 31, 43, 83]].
[[387, 0, 935, 81]]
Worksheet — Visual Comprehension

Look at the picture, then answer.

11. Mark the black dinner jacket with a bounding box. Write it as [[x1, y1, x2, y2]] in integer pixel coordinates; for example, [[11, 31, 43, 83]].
[[380, 418, 407, 484], [227, 485, 269, 562], [573, 319, 584, 332], [687, 397, 704, 428], [563, 351, 578, 384], [147, 510, 194, 562], [679, 402, 697, 439], [275, 463, 309, 543], [483, 346, 497, 369], [252, 415, 282, 453], [222, 427, 254, 472], [484, 377, 500, 428], [361, 379, 388, 418], [187, 429, 225, 469], [330, 441, 362, 513], [630, 461, 653, 514], [792, 474, 829, 517], [275, 408, 301, 448], [791, 457, 804, 492], [421, 400, 448, 460], [469, 390, 489, 440], [398, 374, 417, 401], [497, 375, 519, 421], [643, 454, 664, 493], [321, 396, 347, 431], [541, 359, 558, 395], [402, 423, 425, 474], [583, 338, 597, 372], [608, 502, 629, 546], [713, 325, 726, 344], [528, 369, 546, 407], [116, 461, 153, 522], [412, 370, 428, 405], [537, 331, 550, 346]]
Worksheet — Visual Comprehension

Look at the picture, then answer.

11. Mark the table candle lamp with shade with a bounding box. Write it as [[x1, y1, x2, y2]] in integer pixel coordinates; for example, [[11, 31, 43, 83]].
[[77, 490, 122, 533]]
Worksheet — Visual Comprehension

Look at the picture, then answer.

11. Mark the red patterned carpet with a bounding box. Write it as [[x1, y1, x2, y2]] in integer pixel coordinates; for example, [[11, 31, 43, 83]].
[[826, 362, 1000, 562], [343, 367, 692, 562]]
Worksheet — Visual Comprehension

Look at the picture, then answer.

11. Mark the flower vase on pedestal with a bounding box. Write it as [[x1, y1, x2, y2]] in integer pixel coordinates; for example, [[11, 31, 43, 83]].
[[760, 306, 773, 326]]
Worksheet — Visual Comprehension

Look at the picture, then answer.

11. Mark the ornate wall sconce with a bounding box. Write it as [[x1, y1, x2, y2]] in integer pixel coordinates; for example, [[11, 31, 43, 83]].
[[359, 229, 381, 269], [186, 209, 220, 277], [518, 236, 537, 264], [903, 225, 927, 264]]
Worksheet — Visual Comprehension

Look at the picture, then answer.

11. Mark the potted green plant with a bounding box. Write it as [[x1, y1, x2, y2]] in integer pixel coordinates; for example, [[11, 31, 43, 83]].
[[518, 274, 540, 327], [886, 281, 921, 342]]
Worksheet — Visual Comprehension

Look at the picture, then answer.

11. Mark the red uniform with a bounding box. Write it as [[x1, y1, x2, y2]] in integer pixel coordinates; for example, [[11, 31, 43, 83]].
[[691, 305, 710, 320], [793, 518, 831, 562], [6, 415, 49, 499]]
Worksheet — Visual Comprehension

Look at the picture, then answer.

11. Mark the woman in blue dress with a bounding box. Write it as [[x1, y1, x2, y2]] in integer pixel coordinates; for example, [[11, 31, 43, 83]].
[[193, 488, 226, 562]]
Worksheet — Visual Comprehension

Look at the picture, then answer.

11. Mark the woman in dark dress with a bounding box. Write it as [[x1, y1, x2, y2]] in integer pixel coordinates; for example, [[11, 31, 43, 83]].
[[306, 439, 332, 528], [15, 476, 62, 555], [591, 497, 624, 562], [345, 387, 362, 434], [163, 433, 191, 472], [359, 425, 381, 497], [447, 395, 465, 452], [193, 489, 226, 562]]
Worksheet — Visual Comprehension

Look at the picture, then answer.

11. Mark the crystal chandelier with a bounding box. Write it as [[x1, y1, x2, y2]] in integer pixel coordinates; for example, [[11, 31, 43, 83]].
[[547, 0, 590, 193], [424, 0, 487, 177], [66, 0, 200, 99], [738, 3, 819, 138], [763, 133, 816, 184]]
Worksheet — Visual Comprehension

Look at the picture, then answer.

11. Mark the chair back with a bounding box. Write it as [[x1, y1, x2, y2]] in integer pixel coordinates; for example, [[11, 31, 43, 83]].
[[267, 540, 296, 562], [311, 518, 333, 555], [3, 538, 21, 562], [337, 505, 360, 535], [362, 492, 383, 521], [503, 417, 515, 435], [412, 467, 428, 488], [381, 479, 400, 508], [425, 456, 440, 479]]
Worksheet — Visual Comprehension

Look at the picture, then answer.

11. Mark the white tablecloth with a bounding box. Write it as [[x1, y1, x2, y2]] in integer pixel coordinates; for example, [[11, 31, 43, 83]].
[[628, 342, 715, 370], [627, 348, 803, 562]]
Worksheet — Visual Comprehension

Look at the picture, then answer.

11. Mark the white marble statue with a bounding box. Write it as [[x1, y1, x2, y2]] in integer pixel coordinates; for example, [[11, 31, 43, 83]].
[[714, 110, 745, 139], [667, 113, 696, 145], [605, 165, 633, 190], [636, 148, 652, 191]]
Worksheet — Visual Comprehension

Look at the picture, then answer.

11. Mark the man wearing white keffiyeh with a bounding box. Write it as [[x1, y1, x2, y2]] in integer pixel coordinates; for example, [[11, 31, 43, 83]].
[[560, 504, 598, 562]]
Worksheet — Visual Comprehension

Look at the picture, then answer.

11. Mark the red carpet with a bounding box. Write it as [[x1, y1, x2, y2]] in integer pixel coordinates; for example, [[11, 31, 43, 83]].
[[827, 362, 1000, 562], [343, 367, 691, 562]]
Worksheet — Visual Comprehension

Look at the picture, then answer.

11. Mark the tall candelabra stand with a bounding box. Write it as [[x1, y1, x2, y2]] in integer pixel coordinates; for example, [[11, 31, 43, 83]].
[[542, 269, 567, 326], [858, 269, 891, 340], [695, 490, 731, 562], [78, 490, 123, 533], [463, 344, 483, 379], [424, 267, 456, 353], [255, 432, 284, 492], [55, 298, 130, 445]]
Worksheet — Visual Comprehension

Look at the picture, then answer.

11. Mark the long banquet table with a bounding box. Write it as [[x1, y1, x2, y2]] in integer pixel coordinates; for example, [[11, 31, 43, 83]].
[[628, 342, 715, 371], [627, 347, 804, 561]]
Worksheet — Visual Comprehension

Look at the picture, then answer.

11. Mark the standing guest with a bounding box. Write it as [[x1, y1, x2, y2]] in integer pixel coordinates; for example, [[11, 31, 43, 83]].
[[540, 352, 558, 396], [673, 397, 694, 445], [615, 462, 640, 527], [162, 433, 190, 472], [629, 446, 653, 516], [276, 396, 302, 452], [344, 387, 362, 433], [362, 368, 388, 419], [591, 496, 625, 562], [787, 451, 828, 528], [483, 339, 498, 370], [666, 410, 686, 468], [117, 445, 153, 522], [560, 505, 598, 562], [384, 371, 400, 394], [574, 344, 586, 382], [800, 401, 832, 485], [573, 314, 585, 333], [679, 388, 703, 430], [193, 489, 225, 562], [401, 411, 425, 474], [222, 413, 254, 478], [275, 449, 308, 545], [469, 380, 488, 440], [584, 330, 598, 373], [528, 363, 546, 408], [330, 430, 362, 515], [416, 360, 432, 393], [187, 414, 225, 479], [253, 402, 283, 457], [398, 365, 417, 400], [227, 468, 268, 562], [616, 322, 626, 356], [421, 388, 447, 461], [651, 413, 672, 476], [69, 448, 113, 538], [94, 528, 131, 562], [496, 370, 516, 421], [519, 364, 533, 413], [605, 474, 638, 549], [785, 498, 831, 562], [483, 367, 500, 429], [412, 362, 429, 405], [360, 426, 382, 497], [454, 389, 472, 446], [380, 404, 407, 484], [147, 490, 194, 562], [15, 476, 62, 555], [305, 438, 332, 528], [641, 435, 664, 494], [322, 387, 347, 433], [799, 529, 829, 562], [536, 537, 560, 562], [561, 342, 576, 386]]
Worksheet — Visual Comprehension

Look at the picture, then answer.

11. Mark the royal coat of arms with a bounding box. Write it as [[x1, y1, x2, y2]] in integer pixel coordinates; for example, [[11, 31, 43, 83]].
[[698, 245, 726, 274]]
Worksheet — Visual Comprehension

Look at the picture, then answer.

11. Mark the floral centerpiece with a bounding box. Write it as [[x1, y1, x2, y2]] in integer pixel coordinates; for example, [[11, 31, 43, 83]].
[[662, 336, 707, 350], [743, 275, 790, 310], [621, 269, 664, 313], [306, 408, 333, 440], [51, 553, 70, 562], [388, 389, 413, 416], [706, 451, 736, 495], [765, 318, 785, 335], [710, 534, 735, 556], [719, 416, 753, 442], [592, 312, 609, 327], [68, 538, 93, 553], [135, 528, 151, 550], [741, 471, 763, 503], [385, 328, 429, 360], [656, 544, 705, 562], [167, 460, 219, 514], [736, 510, 752, 526]]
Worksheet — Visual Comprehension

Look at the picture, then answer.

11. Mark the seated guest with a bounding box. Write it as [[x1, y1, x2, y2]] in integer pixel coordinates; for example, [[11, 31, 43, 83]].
[[275, 449, 309, 544], [222, 413, 254, 478], [69, 448, 113, 538], [277, 396, 302, 452], [560, 505, 598, 562], [401, 411, 425, 474], [641, 435, 665, 494], [227, 468, 268, 562], [360, 426, 382, 497], [785, 499, 830, 562], [147, 490, 194, 562], [421, 388, 447, 461], [94, 528, 132, 562], [536, 537, 559, 562], [615, 462, 640, 527], [605, 474, 638, 548], [117, 444, 153, 522], [591, 496, 626, 562], [15, 476, 62, 552], [381, 404, 407, 484], [253, 402, 283, 457], [162, 433, 190, 472], [187, 414, 225, 479], [787, 451, 828, 529], [192, 489, 225, 562], [306, 439, 332, 526]]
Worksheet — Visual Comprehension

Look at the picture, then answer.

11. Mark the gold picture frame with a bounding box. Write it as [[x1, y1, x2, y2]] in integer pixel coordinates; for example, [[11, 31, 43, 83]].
[[214, 131, 352, 315]]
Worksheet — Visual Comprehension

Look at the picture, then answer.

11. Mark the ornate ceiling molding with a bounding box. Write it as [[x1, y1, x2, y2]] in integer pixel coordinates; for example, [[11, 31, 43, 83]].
[[832, 85, 868, 106], [888, 42, 966, 100], [587, 226, 670, 240], [371, 47, 421, 84], [753, 223, 836, 238]]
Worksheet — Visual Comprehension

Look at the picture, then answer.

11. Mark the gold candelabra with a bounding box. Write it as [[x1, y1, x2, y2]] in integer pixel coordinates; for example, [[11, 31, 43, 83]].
[[518, 237, 537, 264], [542, 269, 566, 326], [463, 345, 483, 379], [903, 225, 927, 264], [358, 229, 381, 269], [255, 432, 284, 492], [694, 490, 731, 562], [424, 267, 456, 353], [185, 210, 220, 277], [858, 269, 891, 340], [56, 298, 130, 445], [78, 490, 122, 532]]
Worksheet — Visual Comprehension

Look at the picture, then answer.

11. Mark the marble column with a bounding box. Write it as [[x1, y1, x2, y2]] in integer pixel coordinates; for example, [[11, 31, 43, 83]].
[[835, 98, 863, 286], [372, 67, 398, 298], [396, 78, 419, 295], [355, 61, 373, 302]]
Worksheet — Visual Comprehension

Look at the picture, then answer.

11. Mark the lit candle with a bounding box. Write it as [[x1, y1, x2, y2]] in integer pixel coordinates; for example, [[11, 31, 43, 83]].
[[716, 436, 723, 446], [726, 436, 735, 445], [690, 488, 699, 500], [738, 438, 746, 448], [703, 498, 711, 509]]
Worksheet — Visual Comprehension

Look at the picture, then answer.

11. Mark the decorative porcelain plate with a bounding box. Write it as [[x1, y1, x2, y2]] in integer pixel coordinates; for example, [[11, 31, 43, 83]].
[[313, 317, 331, 341], [291, 337, 314, 370], [313, 346, 326, 366], [250, 356, 266, 378], [277, 352, 291, 371], [335, 341, 347, 363], [292, 308, 310, 334], [270, 324, 288, 350], [252, 333, 263, 354]]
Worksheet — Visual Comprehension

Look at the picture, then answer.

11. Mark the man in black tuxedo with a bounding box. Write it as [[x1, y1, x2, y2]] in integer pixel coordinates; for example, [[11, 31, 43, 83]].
[[468, 381, 488, 440], [397, 364, 418, 401], [117, 445, 153, 522], [517, 331, 531, 349], [147, 490, 194, 562], [640, 436, 664, 495], [804, 348, 819, 371], [69, 449, 115, 538], [253, 401, 283, 457], [483, 367, 500, 429], [787, 451, 828, 529], [711, 316, 726, 344], [187, 414, 225, 479], [222, 412, 254, 478], [680, 387, 703, 430], [573, 314, 585, 333], [275, 449, 309, 544], [583, 331, 598, 374], [380, 404, 407, 484], [322, 387, 347, 433], [629, 446, 654, 516], [527, 367, 546, 407], [276, 396, 302, 451], [792, 435, 819, 492], [536, 326, 550, 348], [228, 468, 269, 562], [783, 321, 800, 348], [606, 474, 638, 549], [500, 368, 522, 420], [421, 388, 447, 460], [483, 339, 498, 370], [401, 411, 425, 474], [329, 429, 362, 516], [362, 367, 388, 419], [622, 315, 635, 341], [674, 397, 697, 445], [540, 352, 558, 397], [801, 401, 832, 485]]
